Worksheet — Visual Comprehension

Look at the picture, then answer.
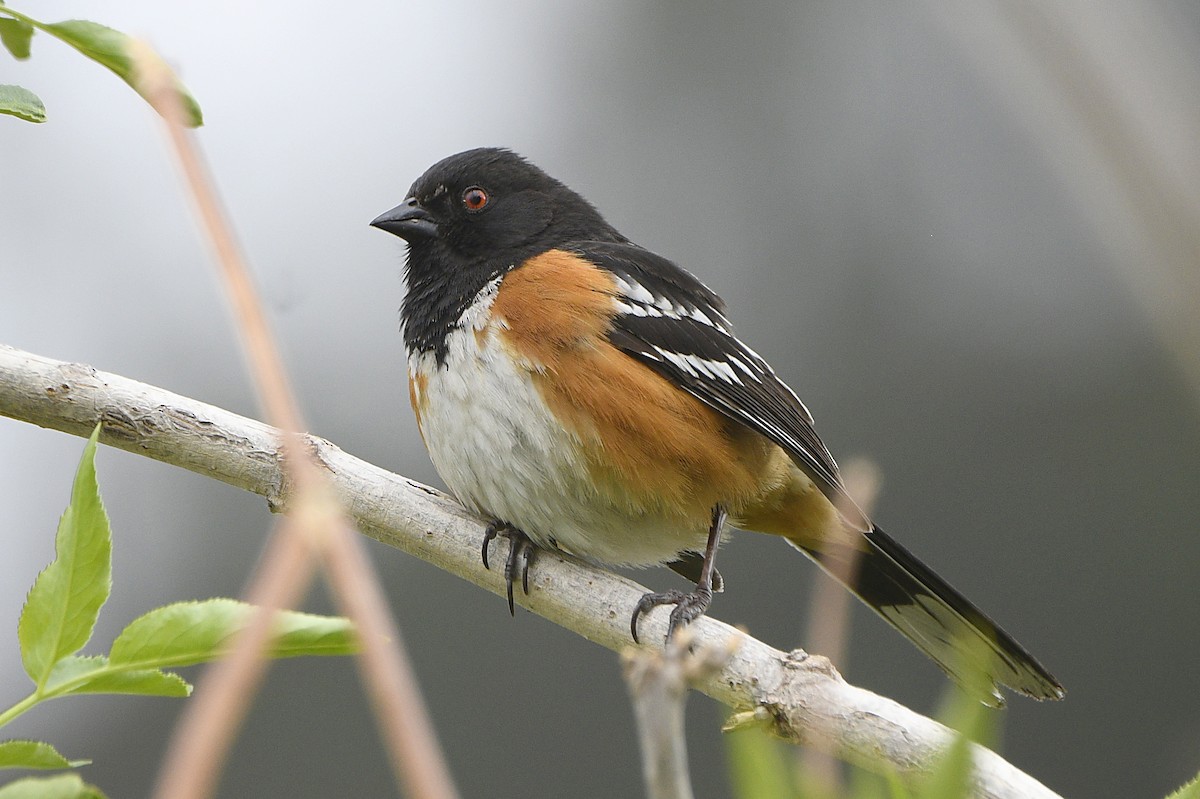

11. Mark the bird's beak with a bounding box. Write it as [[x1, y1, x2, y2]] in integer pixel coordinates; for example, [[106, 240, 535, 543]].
[[370, 197, 438, 240]]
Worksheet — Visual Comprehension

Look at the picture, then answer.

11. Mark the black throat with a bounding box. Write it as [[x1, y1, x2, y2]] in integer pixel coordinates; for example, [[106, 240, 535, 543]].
[[401, 240, 504, 365], [404, 233, 597, 365]]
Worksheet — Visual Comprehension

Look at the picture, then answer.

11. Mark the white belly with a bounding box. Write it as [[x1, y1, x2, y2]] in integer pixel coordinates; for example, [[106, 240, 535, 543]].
[[408, 283, 709, 567]]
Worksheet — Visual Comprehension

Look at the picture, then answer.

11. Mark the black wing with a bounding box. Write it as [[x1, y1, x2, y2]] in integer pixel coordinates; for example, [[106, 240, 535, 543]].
[[568, 240, 853, 512]]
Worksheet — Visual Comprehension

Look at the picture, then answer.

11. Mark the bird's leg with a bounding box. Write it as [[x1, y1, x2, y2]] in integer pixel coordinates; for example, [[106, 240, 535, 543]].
[[631, 506, 727, 644], [481, 520, 535, 615]]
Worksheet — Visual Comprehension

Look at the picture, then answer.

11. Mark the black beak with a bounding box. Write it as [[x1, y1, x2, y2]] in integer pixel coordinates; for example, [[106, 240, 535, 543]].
[[370, 197, 438, 240]]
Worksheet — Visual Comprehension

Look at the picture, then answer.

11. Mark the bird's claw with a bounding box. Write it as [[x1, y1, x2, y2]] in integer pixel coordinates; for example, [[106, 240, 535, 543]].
[[481, 521, 535, 615], [630, 585, 713, 644]]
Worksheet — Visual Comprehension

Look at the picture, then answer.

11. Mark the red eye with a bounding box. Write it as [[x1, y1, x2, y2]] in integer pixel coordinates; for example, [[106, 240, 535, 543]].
[[462, 186, 489, 212]]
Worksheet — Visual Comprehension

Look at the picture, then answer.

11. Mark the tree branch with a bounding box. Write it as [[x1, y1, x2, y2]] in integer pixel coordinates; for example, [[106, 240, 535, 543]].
[[0, 343, 1063, 799]]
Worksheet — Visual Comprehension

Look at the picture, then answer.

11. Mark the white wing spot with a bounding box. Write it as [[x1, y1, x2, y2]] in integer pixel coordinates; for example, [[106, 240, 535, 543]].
[[729, 357, 758, 379], [653, 348, 742, 385], [709, 359, 738, 383], [690, 357, 716, 379], [614, 301, 645, 317], [615, 275, 728, 329], [656, 348, 699, 378], [615, 276, 657, 306]]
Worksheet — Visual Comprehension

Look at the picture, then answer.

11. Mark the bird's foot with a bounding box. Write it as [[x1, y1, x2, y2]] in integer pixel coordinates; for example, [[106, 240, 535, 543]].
[[630, 584, 714, 644], [481, 520, 535, 615]]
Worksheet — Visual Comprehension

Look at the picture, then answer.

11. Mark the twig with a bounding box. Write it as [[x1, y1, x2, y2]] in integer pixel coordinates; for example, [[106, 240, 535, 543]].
[[154, 516, 317, 799], [621, 631, 737, 799], [128, 41, 458, 799], [799, 459, 881, 789], [0, 344, 1064, 799]]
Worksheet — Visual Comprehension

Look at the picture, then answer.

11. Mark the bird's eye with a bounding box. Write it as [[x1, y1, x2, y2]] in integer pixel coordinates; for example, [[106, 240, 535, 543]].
[[462, 186, 489, 212]]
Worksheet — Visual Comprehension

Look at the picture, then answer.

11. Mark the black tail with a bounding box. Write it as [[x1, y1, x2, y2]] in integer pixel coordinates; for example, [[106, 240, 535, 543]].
[[789, 525, 1064, 705]]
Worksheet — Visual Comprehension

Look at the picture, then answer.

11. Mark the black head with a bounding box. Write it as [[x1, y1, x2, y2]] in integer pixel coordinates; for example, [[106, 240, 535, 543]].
[[371, 148, 625, 360], [371, 148, 622, 261]]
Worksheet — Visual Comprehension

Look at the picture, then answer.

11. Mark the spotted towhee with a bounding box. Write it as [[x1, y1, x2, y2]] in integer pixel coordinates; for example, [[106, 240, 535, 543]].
[[370, 148, 1063, 704]]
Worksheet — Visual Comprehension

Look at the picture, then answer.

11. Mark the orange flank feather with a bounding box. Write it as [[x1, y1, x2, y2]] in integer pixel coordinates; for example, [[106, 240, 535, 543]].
[[407, 370, 429, 443], [491, 249, 822, 533]]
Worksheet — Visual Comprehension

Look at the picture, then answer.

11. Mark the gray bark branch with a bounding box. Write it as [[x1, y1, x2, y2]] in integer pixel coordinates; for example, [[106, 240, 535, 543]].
[[0, 343, 1062, 799]]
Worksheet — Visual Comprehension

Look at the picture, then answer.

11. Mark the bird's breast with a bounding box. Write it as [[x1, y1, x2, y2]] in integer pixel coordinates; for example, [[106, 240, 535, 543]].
[[406, 272, 727, 566]]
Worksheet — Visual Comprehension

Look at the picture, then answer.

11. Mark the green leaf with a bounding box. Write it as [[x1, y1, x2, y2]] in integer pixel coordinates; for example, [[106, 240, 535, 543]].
[[40, 20, 202, 127], [67, 668, 190, 698], [0, 17, 33, 59], [725, 727, 796, 799], [924, 679, 996, 799], [39, 655, 106, 693], [0, 741, 87, 771], [0, 774, 106, 799], [269, 607, 360, 659], [45, 656, 190, 698], [847, 767, 913, 799], [922, 729, 973, 799], [110, 599, 357, 669], [1166, 772, 1200, 799], [18, 426, 111, 687], [880, 769, 913, 799], [0, 84, 44, 122]]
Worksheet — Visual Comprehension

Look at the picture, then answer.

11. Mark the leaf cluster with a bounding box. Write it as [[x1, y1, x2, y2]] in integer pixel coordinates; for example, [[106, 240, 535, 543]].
[[0, 428, 357, 797], [0, 3, 201, 125]]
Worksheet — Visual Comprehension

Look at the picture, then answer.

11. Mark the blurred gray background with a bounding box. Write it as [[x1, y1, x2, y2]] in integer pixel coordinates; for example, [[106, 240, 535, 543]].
[[3, 1, 1199, 797]]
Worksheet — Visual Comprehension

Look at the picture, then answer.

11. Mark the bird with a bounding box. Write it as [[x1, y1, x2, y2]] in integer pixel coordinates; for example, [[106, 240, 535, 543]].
[[370, 147, 1063, 705]]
